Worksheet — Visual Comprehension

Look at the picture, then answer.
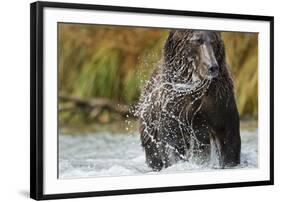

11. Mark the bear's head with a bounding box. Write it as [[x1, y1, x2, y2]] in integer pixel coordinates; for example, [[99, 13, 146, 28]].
[[163, 30, 225, 83]]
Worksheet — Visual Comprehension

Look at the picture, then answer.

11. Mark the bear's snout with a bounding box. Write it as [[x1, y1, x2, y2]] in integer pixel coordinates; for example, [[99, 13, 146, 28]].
[[208, 64, 219, 78]]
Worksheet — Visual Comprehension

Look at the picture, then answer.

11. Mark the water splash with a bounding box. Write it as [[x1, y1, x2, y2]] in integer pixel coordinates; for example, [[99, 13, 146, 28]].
[[135, 60, 215, 167]]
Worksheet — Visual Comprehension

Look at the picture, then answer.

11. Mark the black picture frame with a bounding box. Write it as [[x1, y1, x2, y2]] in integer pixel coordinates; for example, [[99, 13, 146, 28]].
[[30, 1, 274, 200]]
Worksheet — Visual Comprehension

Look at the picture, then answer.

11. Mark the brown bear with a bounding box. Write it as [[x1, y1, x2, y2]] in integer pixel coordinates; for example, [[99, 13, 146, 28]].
[[137, 29, 241, 171]]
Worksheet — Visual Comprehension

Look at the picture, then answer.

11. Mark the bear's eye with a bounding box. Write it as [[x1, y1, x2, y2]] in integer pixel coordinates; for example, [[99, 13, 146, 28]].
[[192, 38, 203, 45]]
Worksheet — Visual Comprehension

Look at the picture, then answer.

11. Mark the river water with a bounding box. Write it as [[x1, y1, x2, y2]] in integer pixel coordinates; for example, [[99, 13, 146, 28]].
[[59, 129, 258, 178]]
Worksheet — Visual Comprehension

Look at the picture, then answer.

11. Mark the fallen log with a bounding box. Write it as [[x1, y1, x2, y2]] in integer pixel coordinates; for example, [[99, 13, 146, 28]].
[[59, 94, 134, 117]]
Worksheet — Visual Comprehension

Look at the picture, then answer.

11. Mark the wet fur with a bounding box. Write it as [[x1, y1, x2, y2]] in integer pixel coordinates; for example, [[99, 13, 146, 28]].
[[138, 30, 241, 171]]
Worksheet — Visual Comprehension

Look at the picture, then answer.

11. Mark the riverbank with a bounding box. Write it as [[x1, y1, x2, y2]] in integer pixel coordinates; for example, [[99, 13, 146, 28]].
[[59, 119, 257, 135]]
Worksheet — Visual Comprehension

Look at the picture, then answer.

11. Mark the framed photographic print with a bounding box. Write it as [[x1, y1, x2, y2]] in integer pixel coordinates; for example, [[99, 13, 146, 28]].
[[30, 1, 274, 200]]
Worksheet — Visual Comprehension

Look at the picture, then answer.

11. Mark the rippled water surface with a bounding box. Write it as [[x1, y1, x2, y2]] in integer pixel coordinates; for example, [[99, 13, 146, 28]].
[[59, 129, 258, 178]]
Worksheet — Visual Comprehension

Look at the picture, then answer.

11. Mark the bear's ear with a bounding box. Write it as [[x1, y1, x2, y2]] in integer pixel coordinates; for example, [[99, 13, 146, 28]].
[[168, 30, 185, 41], [164, 30, 186, 63], [168, 30, 176, 36], [214, 32, 222, 40], [166, 30, 175, 42]]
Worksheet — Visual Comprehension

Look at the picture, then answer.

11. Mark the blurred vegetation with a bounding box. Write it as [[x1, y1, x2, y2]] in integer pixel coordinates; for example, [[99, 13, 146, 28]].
[[58, 23, 258, 125], [222, 33, 258, 118]]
